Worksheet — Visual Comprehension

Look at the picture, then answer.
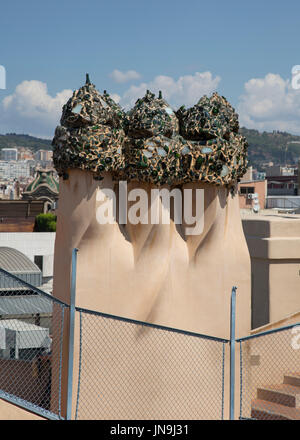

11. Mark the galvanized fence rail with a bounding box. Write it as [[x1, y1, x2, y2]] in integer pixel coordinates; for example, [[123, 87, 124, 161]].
[[0, 267, 69, 420]]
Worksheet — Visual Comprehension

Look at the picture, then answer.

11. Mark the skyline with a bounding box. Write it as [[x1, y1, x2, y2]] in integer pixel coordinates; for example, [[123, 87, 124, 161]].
[[1, 0, 300, 137]]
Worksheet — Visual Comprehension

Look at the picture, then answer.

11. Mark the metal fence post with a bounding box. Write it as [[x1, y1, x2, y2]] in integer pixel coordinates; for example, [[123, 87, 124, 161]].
[[66, 248, 78, 420], [230, 286, 237, 420]]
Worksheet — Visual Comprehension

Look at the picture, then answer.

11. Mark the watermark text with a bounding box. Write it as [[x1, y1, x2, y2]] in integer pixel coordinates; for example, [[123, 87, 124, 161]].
[[96, 181, 204, 235], [0, 65, 6, 90]]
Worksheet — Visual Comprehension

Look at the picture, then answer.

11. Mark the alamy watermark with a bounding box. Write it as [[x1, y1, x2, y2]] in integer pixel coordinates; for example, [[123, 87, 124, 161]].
[[0, 65, 6, 90], [291, 65, 300, 90], [96, 181, 204, 235]]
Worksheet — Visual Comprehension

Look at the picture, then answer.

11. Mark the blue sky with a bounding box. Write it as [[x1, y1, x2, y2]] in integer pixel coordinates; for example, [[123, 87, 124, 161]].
[[1, 0, 300, 137]]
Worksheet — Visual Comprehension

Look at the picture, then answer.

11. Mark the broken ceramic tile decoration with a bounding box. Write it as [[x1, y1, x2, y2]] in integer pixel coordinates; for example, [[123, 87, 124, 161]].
[[52, 75, 248, 187]]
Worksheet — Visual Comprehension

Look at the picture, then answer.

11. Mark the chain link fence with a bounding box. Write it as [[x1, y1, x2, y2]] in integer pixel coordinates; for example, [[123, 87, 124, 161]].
[[1, 261, 300, 421], [0, 268, 67, 419], [238, 325, 300, 420], [74, 308, 228, 420]]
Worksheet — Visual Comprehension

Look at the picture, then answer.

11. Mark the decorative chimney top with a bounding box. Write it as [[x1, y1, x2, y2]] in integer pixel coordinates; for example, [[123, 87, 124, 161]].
[[52, 76, 248, 187]]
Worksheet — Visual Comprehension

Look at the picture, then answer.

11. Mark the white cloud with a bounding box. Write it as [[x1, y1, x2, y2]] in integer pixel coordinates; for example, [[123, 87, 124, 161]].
[[0, 73, 221, 137], [0, 80, 72, 138], [238, 73, 300, 134], [119, 71, 221, 110], [110, 93, 121, 103], [110, 69, 141, 83]]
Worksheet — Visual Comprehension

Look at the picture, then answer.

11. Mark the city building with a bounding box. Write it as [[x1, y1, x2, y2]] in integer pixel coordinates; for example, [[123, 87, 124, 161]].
[[266, 195, 300, 213], [34, 150, 52, 162], [0, 248, 52, 348], [0, 234, 55, 289], [265, 165, 298, 196], [34, 150, 53, 169], [0, 181, 18, 200], [0, 200, 45, 232], [0, 247, 42, 287], [239, 179, 267, 210], [18, 148, 34, 161], [1, 148, 18, 161], [253, 170, 266, 181], [265, 165, 297, 177], [238, 168, 267, 210], [0, 161, 31, 180], [242, 212, 300, 329]]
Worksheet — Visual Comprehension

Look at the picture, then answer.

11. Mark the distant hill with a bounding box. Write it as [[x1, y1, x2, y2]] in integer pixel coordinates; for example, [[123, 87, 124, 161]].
[[1, 129, 300, 171], [0, 133, 52, 152], [240, 128, 300, 171]]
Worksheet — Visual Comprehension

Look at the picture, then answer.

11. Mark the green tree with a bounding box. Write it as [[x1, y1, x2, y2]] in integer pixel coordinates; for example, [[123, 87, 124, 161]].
[[34, 213, 57, 232]]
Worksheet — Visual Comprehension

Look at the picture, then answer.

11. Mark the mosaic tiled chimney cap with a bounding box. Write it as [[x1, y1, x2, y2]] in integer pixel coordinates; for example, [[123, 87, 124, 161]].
[[60, 74, 124, 129], [176, 92, 239, 141], [53, 78, 248, 188], [127, 89, 179, 139]]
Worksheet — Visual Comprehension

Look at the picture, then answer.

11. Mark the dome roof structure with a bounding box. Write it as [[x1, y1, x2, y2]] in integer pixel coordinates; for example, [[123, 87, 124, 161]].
[[23, 168, 59, 201], [0, 248, 52, 318], [0, 247, 41, 274], [0, 247, 42, 288]]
